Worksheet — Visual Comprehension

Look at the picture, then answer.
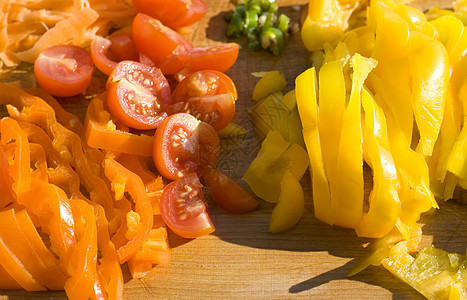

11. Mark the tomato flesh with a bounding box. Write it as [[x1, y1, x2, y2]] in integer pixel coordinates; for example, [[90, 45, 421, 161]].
[[34, 45, 93, 97], [132, 0, 208, 29], [107, 61, 172, 130], [204, 167, 259, 214], [160, 173, 214, 238], [153, 113, 220, 181]]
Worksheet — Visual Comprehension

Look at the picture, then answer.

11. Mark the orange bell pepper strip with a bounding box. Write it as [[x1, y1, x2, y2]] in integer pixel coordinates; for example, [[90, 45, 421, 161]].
[[23, 87, 84, 135], [104, 158, 153, 263], [0, 263, 22, 290], [17, 120, 82, 198], [0, 234, 46, 292], [0, 145, 16, 208], [29, 143, 48, 182], [85, 95, 154, 157], [117, 153, 165, 215], [0, 208, 67, 290], [0, 84, 115, 217], [127, 216, 171, 279], [91, 203, 124, 300], [65, 199, 105, 300], [0, 117, 31, 195]]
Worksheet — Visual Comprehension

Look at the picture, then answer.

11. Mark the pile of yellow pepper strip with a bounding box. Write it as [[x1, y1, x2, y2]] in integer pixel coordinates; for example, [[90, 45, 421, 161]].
[[296, 0, 467, 270]]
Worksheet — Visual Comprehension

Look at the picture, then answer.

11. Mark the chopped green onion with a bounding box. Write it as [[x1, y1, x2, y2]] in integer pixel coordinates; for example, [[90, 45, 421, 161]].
[[276, 14, 290, 34], [260, 27, 284, 56], [244, 10, 259, 33], [226, 13, 245, 38]]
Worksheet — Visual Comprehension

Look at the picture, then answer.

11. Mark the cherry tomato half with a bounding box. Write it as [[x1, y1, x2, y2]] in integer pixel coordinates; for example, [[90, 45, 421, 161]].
[[177, 43, 239, 74], [108, 29, 139, 61], [91, 36, 117, 76], [132, 13, 193, 65], [160, 172, 215, 238], [204, 167, 259, 214], [132, 0, 208, 29], [153, 113, 220, 181], [172, 70, 238, 103], [106, 61, 172, 130], [171, 70, 237, 130], [34, 45, 93, 97]]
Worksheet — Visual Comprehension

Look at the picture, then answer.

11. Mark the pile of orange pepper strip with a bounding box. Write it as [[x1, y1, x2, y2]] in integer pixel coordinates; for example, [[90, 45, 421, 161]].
[[0, 83, 169, 299]]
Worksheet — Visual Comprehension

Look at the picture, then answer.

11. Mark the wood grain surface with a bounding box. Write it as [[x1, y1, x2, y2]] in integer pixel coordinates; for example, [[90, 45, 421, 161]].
[[1, 0, 466, 299]]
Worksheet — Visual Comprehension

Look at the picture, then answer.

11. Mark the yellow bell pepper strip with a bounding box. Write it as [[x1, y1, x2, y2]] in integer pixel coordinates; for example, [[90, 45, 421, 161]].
[[383, 245, 467, 299], [369, 0, 409, 68], [85, 94, 154, 157], [348, 224, 422, 277], [242, 130, 309, 203], [355, 88, 401, 238], [0, 117, 31, 195], [301, 0, 362, 51], [269, 170, 305, 233], [248, 90, 305, 148], [333, 53, 377, 229], [295, 67, 334, 225], [395, 5, 436, 38], [408, 31, 449, 157], [383, 103, 438, 228], [252, 70, 287, 101], [317, 58, 346, 214]]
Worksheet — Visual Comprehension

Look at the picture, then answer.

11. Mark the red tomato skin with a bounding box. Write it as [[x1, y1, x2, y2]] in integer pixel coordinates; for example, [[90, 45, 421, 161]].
[[34, 45, 93, 97], [91, 36, 117, 76], [106, 61, 172, 130], [160, 173, 215, 238], [177, 43, 239, 74], [108, 33, 139, 61], [132, 0, 207, 29], [132, 13, 193, 65], [204, 167, 259, 214], [153, 113, 219, 181]]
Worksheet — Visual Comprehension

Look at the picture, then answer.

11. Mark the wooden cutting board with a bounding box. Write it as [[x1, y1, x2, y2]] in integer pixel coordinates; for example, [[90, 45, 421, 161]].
[[1, 0, 465, 299]]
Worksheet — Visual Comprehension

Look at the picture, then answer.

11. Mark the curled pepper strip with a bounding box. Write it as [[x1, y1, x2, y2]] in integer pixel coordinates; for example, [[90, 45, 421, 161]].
[[0, 117, 31, 195], [356, 88, 401, 238], [85, 95, 154, 157], [295, 67, 334, 225], [333, 53, 376, 229], [65, 199, 105, 300], [0, 83, 115, 217], [104, 158, 153, 263]]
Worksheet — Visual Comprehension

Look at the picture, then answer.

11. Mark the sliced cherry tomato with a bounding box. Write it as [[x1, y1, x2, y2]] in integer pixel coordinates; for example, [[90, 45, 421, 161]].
[[204, 167, 259, 214], [177, 43, 239, 74], [91, 36, 117, 76], [160, 173, 215, 238], [132, 0, 207, 29], [172, 70, 238, 103], [108, 29, 139, 61], [171, 70, 237, 130], [34, 45, 93, 97], [132, 13, 193, 65], [153, 113, 220, 181], [177, 94, 235, 131], [106, 61, 172, 130]]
